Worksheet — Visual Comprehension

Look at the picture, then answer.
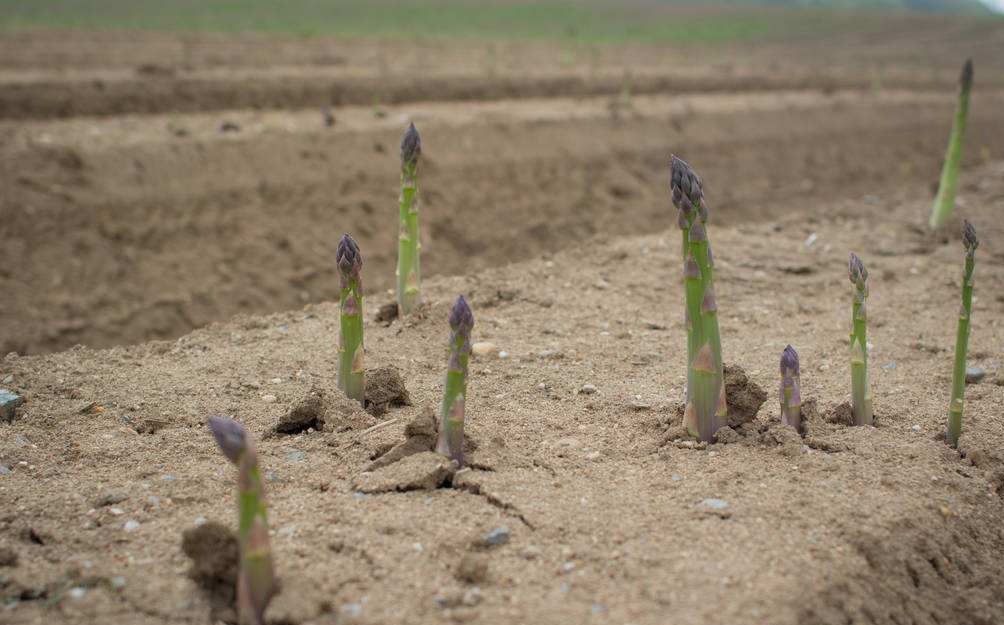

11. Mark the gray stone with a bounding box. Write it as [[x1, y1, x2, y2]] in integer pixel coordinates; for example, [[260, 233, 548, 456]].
[[0, 465, 10, 476], [698, 498, 732, 518], [482, 526, 511, 547], [965, 366, 986, 384], [0, 389, 24, 422], [286, 449, 306, 463]]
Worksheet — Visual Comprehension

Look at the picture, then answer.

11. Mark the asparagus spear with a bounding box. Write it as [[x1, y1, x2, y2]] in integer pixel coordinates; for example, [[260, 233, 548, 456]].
[[436, 295, 474, 466], [337, 233, 365, 404], [779, 345, 802, 433], [207, 416, 275, 625], [929, 59, 973, 230], [946, 220, 979, 447], [671, 155, 727, 442], [848, 253, 873, 426], [397, 123, 422, 315]]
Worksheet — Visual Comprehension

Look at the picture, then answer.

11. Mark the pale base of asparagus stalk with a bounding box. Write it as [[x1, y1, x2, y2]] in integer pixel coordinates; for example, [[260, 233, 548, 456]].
[[338, 286, 365, 404]]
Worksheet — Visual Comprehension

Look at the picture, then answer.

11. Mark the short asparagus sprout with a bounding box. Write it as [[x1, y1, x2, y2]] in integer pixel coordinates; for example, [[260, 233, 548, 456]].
[[930, 59, 973, 229], [780, 345, 802, 434], [337, 233, 365, 404], [207, 416, 275, 625], [672, 155, 727, 442], [946, 220, 979, 447], [396, 123, 422, 315], [436, 295, 474, 466], [848, 253, 873, 426]]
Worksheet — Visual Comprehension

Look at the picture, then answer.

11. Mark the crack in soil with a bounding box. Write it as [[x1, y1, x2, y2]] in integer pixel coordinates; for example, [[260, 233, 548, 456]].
[[451, 478, 535, 531]]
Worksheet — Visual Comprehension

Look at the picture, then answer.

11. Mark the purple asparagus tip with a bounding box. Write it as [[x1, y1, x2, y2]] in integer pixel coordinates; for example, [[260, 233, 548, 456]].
[[448, 295, 474, 333], [961, 58, 973, 92], [962, 219, 979, 254], [780, 345, 799, 376], [208, 416, 247, 464], [336, 233, 362, 277], [401, 123, 422, 169], [669, 154, 704, 218], [848, 252, 868, 287]]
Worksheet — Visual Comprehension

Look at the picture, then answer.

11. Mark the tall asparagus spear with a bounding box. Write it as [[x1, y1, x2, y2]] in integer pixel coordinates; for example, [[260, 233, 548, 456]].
[[337, 233, 365, 404], [436, 295, 474, 466], [848, 253, 873, 426], [207, 416, 275, 625], [397, 123, 422, 315], [930, 59, 973, 230], [946, 220, 979, 447], [671, 155, 727, 442], [780, 345, 802, 434]]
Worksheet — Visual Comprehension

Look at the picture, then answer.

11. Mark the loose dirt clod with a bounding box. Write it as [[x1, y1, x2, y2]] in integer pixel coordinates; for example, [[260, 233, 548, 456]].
[[275, 386, 326, 434], [354, 452, 455, 493], [723, 364, 768, 428], [455, 554, 489, 584], [364, 366, 411, 417], [180, 522, 239, 621], [367, 407, 437, 470], [0, 547, 18, 567]]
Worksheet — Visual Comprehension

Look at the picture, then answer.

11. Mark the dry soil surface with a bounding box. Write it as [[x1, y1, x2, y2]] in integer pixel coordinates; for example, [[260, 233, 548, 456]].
[[2, 160, 1004, 625]]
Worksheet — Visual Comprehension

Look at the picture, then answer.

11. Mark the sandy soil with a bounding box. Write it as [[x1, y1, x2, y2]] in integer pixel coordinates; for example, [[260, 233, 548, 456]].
[[2, 158, 1004, 625]]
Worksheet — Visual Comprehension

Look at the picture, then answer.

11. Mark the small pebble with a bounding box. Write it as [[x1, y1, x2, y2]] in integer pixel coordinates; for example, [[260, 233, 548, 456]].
[[579, 384, 597, 395], [965, 366, 986, 384], [123, 520, 140, 532], [0, 465, 10, 476], [698, 498, 732, 518], [882, 361, 897, 371], [482, 526, 511, 547], [0, 389, 24, 422], [472, 342, 499, 358], [262, 394, 278, 403], [911, 424, 921, 433], [521, 545, 541, 560], [560, 561, 576, 574], [109, 507, 125, 516], [286, 449, 306, 463], [193, 516, 207, 526], [341, 603, 363, 618], [68, 587, 87, 600], [110, 576, 126, 590]]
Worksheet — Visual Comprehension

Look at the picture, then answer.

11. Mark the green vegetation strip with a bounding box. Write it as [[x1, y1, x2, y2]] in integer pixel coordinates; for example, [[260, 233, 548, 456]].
[[0, 0, 965, 44]]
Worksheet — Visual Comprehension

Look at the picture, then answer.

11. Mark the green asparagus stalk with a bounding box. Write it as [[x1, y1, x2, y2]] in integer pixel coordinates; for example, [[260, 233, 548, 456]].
[[436, 295, 474, 466], [946, 220, 979, 447], [397, 123, 422, 315], [671, 155, 727, 442], [848, 253, 873, 426], [780, 345, 802, 434], [337, 233, 365, 404], [930, 59, 973, 229], [208, 416, 275, 625]]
